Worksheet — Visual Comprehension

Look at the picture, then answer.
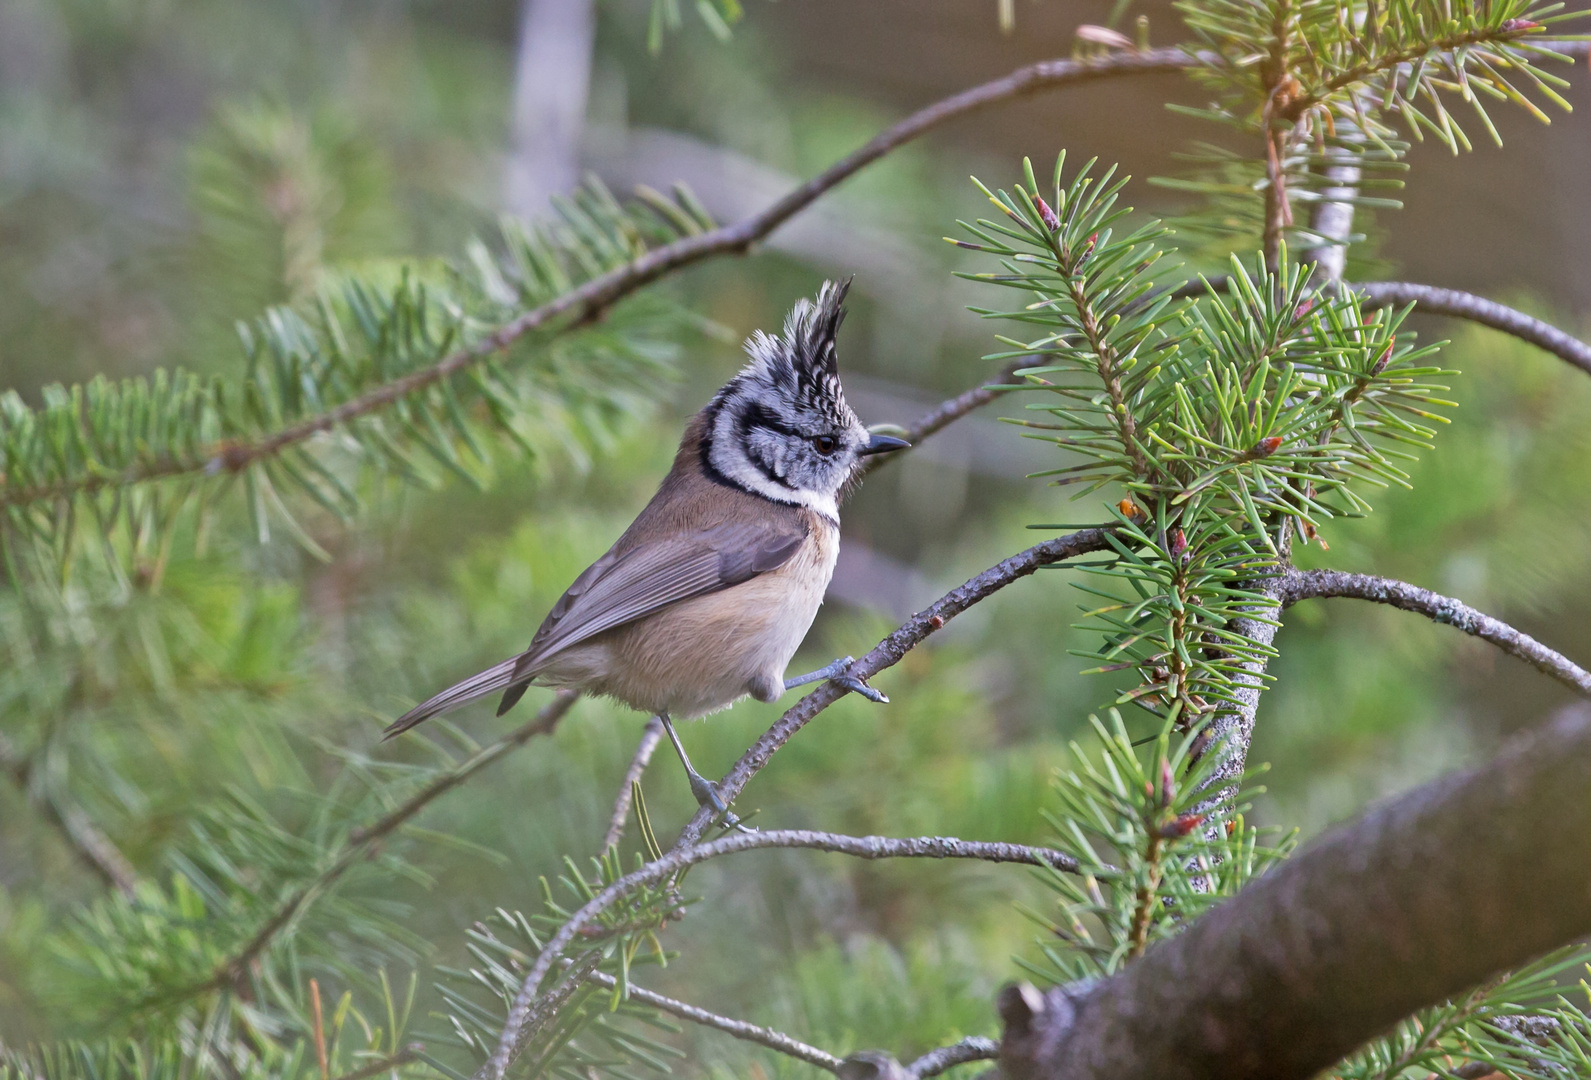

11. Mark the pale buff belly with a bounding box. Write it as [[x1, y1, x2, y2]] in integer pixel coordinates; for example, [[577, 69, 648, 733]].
[[533, 531, 838, 719]]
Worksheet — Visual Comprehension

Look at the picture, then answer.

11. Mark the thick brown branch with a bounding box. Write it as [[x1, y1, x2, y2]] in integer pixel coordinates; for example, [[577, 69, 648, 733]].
[[998, 706, 1591, 1080], [481, 830, 1079, 1080], [1279, 568, 1591, 696], [674, 528, 1112, 847], [1357, 281, 1591, 378], [578, 967, 842, 1072], [0, 49, 1200, 514]]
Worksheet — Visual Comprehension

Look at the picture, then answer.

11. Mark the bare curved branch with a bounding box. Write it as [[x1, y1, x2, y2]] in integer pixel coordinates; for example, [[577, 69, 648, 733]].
[[481, 830, 1079, 1080], [1357, 281, 1591, 378], [604, 716, 664, 851], [1163, 277, 1591, 381], [579, 967, 842, 1072], [1279, 568, 1591, 696], [674, 528, 1112, 847], [909, 1036, 1001, 1078]]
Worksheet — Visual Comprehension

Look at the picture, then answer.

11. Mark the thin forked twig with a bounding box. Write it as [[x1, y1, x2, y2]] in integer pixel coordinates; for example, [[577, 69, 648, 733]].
[[0, 50, 1202, 513], [0, 735, 138, 897], [1278, 568, 1591, 696], [577, 967, 842, 1072], [674, 528, 1112, 849], [604, 717, 664, 851], [481, 831, 1079, 1080], [193, 691, 578, 995]]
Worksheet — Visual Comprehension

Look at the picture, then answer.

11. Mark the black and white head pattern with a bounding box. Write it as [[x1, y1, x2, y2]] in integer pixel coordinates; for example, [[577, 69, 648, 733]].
[[702, 279, 872, 522]]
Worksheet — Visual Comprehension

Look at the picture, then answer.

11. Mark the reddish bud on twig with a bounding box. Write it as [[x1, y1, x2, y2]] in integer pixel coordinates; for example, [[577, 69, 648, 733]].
[[1117, 498, 1142, 519], [1295, 297, 1315, 320], [1158, 813, 1206, 839], [1501, 18, 1542, 32], [1159, 759, 1176, 807], [1371, 341, 1394, 376], [1034, 194, 1060, 232], [1080, 232, 1099, 260], [1169, 528, 1188, 564], [1256, 435, 1283, 457], [929, 614, 945, 629]]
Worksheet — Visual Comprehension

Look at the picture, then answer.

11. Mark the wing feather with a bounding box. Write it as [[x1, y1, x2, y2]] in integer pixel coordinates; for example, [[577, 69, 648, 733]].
[[516, 521, 806, 671]]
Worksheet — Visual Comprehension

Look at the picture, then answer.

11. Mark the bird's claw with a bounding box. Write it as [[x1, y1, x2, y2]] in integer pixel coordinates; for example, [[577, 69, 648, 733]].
[[835, 673, 888, 704]]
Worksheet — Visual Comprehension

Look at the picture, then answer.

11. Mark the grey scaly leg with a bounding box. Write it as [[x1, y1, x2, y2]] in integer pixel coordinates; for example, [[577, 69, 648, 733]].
[[784, 656, 889, 703], [657, 713, 749, 831]]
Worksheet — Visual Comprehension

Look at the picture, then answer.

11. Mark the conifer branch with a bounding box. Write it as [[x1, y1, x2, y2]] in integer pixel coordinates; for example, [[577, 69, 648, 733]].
[[674, 528, 1112, 848], [1279, 568, 1591, 695], [576, 967, 843, 1072], [196, 691, 577, 996], [0, 51, 1199, 520], [1300, 27, 1550, 113], [481, 831, 1080, 1080]]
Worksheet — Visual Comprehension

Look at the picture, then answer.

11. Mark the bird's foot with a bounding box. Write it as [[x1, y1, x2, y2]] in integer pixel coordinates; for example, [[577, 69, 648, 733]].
[[784, 656, 888, 703], [687, 768, 753, 833]]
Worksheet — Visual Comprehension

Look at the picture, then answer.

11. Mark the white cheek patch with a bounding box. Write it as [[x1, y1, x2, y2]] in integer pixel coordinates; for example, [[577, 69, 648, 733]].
[[708, 415, 840, 524]]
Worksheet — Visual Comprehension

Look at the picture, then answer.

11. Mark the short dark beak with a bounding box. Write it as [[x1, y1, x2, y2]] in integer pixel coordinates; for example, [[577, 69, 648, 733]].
[[858, 432, 911, 456]]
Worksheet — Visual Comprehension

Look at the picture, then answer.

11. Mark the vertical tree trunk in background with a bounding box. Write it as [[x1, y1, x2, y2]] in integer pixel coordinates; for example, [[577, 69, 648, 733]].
[[504, 0, 596, 218], [1301, 104, 1365, 289]]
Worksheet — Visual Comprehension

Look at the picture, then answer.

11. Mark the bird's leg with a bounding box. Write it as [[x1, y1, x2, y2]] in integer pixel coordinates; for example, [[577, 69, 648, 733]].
[[657, 713, 749, 832], [784, 656, 888, 704]]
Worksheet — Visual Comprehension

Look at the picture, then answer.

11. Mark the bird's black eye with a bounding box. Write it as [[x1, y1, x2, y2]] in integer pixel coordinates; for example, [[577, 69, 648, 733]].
[[811, 434, 838, 456]]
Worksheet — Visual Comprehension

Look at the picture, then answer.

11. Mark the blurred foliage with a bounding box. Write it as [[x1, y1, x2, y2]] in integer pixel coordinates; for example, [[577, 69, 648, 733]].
[[2, 1, 1591, 1079]]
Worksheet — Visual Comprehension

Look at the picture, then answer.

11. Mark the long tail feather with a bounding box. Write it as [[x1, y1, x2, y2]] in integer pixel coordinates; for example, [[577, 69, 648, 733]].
[[383, 656, 527, 739]]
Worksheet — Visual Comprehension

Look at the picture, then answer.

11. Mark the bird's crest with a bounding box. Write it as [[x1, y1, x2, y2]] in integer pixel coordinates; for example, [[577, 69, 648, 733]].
[[742, 278, 851, 421]]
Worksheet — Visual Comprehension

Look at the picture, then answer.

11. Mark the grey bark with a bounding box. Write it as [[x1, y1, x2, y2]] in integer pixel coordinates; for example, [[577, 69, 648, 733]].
[[1358, 281, 1591, 378], [1280, 567, 1591, 696]]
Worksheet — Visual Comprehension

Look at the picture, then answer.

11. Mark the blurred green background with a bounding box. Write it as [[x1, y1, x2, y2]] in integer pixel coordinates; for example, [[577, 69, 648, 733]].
[[1, 0, 1588, 1067]]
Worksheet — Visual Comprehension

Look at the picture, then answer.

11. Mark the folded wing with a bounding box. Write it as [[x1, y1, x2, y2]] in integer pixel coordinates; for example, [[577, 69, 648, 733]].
[[383, 520, 805, 737]]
